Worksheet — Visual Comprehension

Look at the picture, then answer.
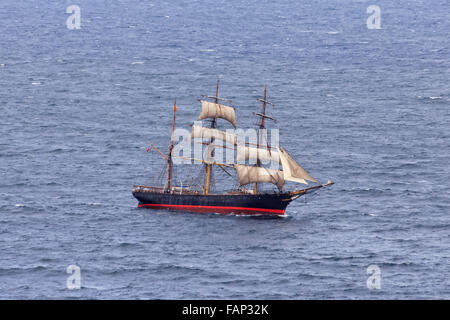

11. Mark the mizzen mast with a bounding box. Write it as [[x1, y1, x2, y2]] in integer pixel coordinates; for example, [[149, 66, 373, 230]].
[[166, 98, 177, 192]]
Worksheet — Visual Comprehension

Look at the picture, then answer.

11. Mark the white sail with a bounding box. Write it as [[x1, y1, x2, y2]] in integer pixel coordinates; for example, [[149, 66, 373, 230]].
[[190, 125, 237, 145], [237, 146, 280, 163], [279, 147, 317, 185], [234, 164, 284, 189], [198, 101, 236, 127]]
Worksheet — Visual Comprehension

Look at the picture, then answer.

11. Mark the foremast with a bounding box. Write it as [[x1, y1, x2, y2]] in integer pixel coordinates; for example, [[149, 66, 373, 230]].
[[234, 86, 322, 192], [177, 84, 329, 194]]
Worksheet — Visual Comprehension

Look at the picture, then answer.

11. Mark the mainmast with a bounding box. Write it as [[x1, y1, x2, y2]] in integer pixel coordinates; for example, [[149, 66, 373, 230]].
[[166, 98, 177, 192], [204, 81, 219, 195], [254, 85, 275, 193]]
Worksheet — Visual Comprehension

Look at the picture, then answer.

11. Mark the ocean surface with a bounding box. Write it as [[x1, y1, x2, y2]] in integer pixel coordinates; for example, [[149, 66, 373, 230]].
[[0, 0, 449, 299]]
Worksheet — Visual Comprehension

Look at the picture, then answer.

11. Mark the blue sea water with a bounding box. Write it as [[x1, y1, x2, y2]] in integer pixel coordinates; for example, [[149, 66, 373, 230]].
[[0, 0, 449, 299]]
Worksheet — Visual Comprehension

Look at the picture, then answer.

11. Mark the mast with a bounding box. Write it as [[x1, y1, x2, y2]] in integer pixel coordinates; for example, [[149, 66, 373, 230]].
[[166, 98, 177, 192], [204, 80, 219, 195], [254, 85, 267, 194]]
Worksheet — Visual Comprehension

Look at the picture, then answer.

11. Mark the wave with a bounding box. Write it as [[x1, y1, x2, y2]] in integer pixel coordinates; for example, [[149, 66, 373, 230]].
[[0, 265, 48, 275]]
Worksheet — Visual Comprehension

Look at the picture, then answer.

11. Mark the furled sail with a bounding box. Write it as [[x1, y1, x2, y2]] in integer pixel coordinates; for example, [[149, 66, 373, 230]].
[[279, 147, 317, 185], [198, 101, 236, 127], [236, 146, 280, 164], [190, 125, 237, 146], [234, 164, 284, 190]]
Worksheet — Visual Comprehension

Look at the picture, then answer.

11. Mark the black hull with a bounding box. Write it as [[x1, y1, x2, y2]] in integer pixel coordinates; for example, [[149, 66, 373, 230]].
[[132, 190, 300, 216]]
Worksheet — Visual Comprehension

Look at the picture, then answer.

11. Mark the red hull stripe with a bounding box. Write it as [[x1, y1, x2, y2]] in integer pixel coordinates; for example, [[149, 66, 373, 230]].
[[138, 203, 285, 215]]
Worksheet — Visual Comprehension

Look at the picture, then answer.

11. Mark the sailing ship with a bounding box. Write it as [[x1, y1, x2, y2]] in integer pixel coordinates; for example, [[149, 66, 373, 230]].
[[132, 82, 333, 217]]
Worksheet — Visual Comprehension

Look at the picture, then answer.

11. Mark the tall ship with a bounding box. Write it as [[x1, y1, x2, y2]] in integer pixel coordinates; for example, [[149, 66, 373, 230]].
[[132, 82, 333, 217]]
